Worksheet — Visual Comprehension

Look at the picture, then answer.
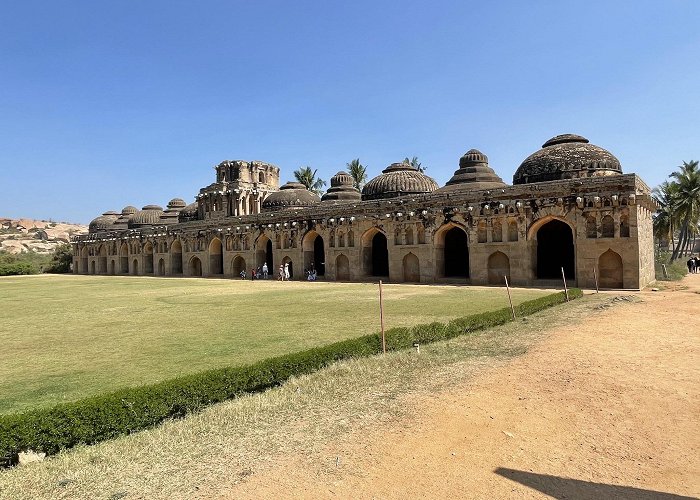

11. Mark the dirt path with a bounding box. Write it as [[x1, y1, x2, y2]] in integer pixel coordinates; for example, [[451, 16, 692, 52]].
[[229, 276, 700, 499]]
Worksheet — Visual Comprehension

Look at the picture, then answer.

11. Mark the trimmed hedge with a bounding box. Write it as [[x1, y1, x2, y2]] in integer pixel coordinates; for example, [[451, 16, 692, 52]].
[[0, 288, 582, 467]]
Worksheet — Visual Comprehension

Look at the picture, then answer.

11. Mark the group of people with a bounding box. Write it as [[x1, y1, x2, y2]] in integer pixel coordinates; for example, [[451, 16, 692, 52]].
[[238, 261, 321, 282], [687, 256, 700, 273]]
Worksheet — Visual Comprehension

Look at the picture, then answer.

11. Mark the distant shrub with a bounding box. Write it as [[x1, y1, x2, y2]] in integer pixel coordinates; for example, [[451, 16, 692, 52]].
[[0, 289, 581, 467], [0, 262, 37, 276], [43, 243, 73, 274]]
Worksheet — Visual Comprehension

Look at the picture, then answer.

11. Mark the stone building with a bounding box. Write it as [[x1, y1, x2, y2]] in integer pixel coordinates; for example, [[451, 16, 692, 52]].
[[73, 134, 657, 289]]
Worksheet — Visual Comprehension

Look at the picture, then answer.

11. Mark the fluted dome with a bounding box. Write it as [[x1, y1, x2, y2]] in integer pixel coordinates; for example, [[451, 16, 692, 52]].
[[178, 202, 199, 222], [362, 163, 439, 200], [128, 205, 164, 228], [262, 182, 321, 211], [161, 198, 187, 224], [167, 198, 187, 210], [436, 149, 506, 193], [513, 134, 622, 185], [88, 211, 119, 234], [121, 205, 137, 215], [321, 171, 361, 202]]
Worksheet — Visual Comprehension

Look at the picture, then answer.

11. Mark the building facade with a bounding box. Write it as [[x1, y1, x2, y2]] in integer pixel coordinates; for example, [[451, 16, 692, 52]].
[[73, 134, 657, 289]]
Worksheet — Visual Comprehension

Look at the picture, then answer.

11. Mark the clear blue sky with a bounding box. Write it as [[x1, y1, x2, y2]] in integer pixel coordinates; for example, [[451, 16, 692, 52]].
[[1, 0, 698, 223]]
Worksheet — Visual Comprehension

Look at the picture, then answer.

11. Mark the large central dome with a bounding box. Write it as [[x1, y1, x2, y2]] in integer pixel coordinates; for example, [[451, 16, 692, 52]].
[[362, 163, 439, 200], [513, 134, 622, 185]]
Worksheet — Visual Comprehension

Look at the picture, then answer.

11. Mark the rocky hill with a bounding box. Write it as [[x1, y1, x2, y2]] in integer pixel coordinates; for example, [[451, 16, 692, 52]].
[[0, 218, 87, 254]]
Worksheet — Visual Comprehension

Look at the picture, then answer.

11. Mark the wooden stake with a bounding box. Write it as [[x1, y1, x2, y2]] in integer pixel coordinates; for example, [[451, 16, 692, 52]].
[[561, 267, 569, 302], [504, 275, 516, 320], [662, 263, 669, 279], [593, 266, 599, 293], [379, 280, 386, 354]]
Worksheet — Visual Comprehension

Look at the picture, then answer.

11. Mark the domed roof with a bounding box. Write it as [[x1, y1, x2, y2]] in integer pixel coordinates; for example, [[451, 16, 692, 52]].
[[121, 205, 137, 215], [88, 211, 120, 234], [128, 205, 164, 228], [167, 198, 187, 210], [436, 149, 507, 193], [262, 182, 321, 211], [362, 163, 439, 200], [321, 171, 361, 202], [513, 134, 622, 185]]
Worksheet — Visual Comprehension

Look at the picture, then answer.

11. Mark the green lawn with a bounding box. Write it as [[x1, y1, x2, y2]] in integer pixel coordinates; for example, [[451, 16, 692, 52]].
[[0, 275, 549, 414]]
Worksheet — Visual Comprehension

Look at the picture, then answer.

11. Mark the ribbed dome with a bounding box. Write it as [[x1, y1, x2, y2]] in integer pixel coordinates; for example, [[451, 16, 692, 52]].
[[128, 205, 164, 228], [362, 163, 439, 200], [121, 206, 137, 215], [321, 171, 361, 202], [88, 211, 119, 234], [436, 149, 506, 193], [262, 182, 321, 211], [167, 198, 187, 209], [513, 134, 622, 185]]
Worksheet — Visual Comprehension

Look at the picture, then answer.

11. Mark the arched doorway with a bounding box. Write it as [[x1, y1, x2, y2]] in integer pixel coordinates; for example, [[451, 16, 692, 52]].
[[362, 230, 389, 277], [487, 251, 510, 285], [131, 259, 139, 275], [89, 260, 96, 275], [336, 254, 350, 281], [256, 235, 273, 271], [80, 247, 88, 274], [209, 238, 223, 275], [231, 255, 246, 277], [143, 243, 154, 274], [157, 258, 165, 276], [120, 243, 129, 274], [98, 245, 107, 274], [403, 253, 420, 282], [282, 256, 294, 279], [302, 231, 325, 276], [598, 249, 623, 288], [189, 256, 202, 277], [438, 226, 469, 278], [109, 259, 116, 275], [171, 240, 183, 275], [536, 219, 575, 279]]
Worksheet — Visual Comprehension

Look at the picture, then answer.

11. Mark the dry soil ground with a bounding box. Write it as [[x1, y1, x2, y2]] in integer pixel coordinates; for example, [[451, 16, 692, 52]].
[[227, 276, 700, 499]]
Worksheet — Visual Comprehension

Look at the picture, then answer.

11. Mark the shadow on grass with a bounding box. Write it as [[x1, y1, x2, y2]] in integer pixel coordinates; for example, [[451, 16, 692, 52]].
[[494, 468, 694, 500]]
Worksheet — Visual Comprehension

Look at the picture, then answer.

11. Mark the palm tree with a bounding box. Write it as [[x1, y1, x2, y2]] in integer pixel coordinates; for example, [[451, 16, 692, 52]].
[[293, 166, 327, 196], [346, 158, 367, 190], [653, 181, 678, 250], [403, 156, 425, 173], [668, 160, 700, 260]]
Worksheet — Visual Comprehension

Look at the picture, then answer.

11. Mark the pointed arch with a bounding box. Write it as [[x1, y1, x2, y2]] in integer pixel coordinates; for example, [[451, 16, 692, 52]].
[[487, 251, 510, 285], [157, 258, 165, 276], [143, 242, 154, 274], [402, 252, 420, 282], [255, 234, 273, 270], [231, 255, 246, 277], [598, 249, 623, 288], [434, 223, 469, 278], [601, 215, 614, 238], [361, 227, 389, 277], [508, 219, 518, 242], [535, 218, 575, 279], [335, 254, 350, 281], [189, 256, 202, 277], [171, 239, 183, 275], [302, 230, 325, 275], [208, 237, 223, 275], [98, 244, 108, 274], [120, 243, 129, 274]]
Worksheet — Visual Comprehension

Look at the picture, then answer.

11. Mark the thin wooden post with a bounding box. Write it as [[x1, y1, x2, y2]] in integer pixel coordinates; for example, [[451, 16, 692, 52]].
[[561, 267, 569, 302], [504, 275, 516, 320], [593, 266, 599, 293], [379, 280, 386, 354], [662, 263, 669, 279]]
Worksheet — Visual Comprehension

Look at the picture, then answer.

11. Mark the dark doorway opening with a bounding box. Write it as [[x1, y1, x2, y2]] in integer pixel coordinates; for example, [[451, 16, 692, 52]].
[[444, 227, 469, 277], [266, 239, 273, 271], [314, 235, 325, 275], [537, 220, 575, 279], [372, 232, 389, 276]]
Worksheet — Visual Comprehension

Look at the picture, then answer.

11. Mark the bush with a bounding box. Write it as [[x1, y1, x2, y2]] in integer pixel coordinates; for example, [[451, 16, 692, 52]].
[[0, 261, 37, 276], [43, 243, 73, 274], [0, 289, 581, 467]]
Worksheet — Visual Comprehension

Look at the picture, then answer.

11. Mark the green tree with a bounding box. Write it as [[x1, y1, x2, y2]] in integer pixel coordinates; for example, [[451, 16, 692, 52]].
[[293, 166, 327, 196], [44, 243, 74, 273], [665, 160, 700, 261], [403, 156, 425, 173], [346, 158, 367, 190]]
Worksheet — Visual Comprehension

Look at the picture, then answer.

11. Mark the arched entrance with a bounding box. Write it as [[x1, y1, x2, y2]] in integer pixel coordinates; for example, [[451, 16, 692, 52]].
[[120, 243, 129, 274], [335, 254, 350, 281], [209, 238, 223, 275], [487, 251, 510, 285], [80, 247, 88, 274], [189, 256, 202, 277], [302, 231, 325, 276], [171, 240, 183, 275], [143, 243, 154, 274], [255, 235, 273, 271], [362, 229, 389, 277], [98, 245, 107, 274], [232, 255, 246, 277], [89, 260, 96, 275], [109, 259, 116, 275], [282, 256, 294, 279], [157, 258, 165, 276], [598, 249, 623, 288], [402, 252, 420, 282], [131, 259, 139, 275], [437, 225, 469, 278], [536, 219, 575, 279]]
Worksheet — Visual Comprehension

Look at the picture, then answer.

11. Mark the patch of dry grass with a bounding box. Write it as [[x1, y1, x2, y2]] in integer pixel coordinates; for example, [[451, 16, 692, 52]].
[[0, 293, 617, 500]]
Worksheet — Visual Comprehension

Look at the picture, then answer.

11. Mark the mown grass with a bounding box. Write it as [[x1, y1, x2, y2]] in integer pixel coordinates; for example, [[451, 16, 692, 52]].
[[0, 292, 613, 500], [0, 275, 549, 414]]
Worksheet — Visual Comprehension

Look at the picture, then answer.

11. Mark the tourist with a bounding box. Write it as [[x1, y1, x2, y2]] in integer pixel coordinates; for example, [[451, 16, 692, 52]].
[[262, 262, 268, 279], [688, 256, 696, 274], [251, 268, 256, 280], [279, 264, 284, 281], [695, 255, 700, 273], [284, 262, 290, 281], [239, 269, 246, 279]]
